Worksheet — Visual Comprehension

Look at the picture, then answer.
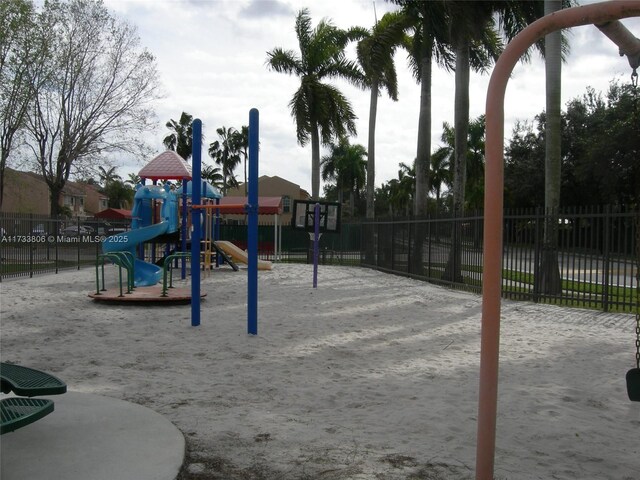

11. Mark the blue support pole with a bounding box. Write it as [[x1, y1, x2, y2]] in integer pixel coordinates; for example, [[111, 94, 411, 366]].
[[313, 203, 320, 288], [181, 177, 188, 279], [247, 108, 259, 335], [191, 119, 202, 327]]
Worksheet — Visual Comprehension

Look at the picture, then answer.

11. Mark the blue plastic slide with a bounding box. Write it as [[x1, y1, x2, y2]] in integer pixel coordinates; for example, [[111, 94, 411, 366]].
[[102, 221, 169, 287]]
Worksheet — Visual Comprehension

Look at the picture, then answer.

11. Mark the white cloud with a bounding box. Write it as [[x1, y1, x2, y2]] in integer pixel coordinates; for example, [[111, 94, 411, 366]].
[[102, 0, 640, 194]]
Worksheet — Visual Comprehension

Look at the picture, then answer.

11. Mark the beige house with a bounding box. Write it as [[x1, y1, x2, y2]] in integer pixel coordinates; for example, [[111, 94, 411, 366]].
[[0, 169, 50, 215], [1, 168, 108, 217], [224, 175, 310, 226]]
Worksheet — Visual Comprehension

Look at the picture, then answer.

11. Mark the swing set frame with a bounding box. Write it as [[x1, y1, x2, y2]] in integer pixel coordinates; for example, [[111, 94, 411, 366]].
[[478, 2, 640, 478]]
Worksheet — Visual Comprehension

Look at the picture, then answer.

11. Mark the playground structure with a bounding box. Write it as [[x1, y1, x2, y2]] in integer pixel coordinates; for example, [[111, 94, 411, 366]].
[[91, 140, 267, 302], [90, 109, 261, 334], [478, 3, 640, 479], [212, 240, 272, 270]]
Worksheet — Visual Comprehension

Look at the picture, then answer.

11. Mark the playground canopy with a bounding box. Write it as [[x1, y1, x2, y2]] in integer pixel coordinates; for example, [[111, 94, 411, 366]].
[[218, 196, 282, 215], [138, 151, 192, 181]]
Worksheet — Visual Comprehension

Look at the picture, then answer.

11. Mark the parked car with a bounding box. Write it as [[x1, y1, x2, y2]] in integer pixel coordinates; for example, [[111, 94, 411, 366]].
[[61, 225, 93, 236], [31, 224, 47, 238]]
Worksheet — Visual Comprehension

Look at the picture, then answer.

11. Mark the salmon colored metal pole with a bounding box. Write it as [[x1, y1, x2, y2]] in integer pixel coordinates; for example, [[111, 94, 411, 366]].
[[477, 3, 640, 479]]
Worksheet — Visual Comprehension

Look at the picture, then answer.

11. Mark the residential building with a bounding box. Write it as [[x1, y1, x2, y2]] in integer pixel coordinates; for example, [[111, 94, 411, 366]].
[[0, 168, 108, 217], [224, 175, 310, 225]]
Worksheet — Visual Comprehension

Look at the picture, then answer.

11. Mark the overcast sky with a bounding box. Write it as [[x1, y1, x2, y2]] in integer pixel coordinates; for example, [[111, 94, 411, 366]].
[[103, 0, 640, 194]]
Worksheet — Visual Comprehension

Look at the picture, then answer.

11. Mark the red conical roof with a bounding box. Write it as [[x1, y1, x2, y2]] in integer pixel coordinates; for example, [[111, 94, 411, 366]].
[[138, 151, 192, 180]]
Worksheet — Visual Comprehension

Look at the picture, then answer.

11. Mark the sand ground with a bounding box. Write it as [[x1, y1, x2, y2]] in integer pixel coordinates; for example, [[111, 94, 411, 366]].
[[1, 263, 639, 479]]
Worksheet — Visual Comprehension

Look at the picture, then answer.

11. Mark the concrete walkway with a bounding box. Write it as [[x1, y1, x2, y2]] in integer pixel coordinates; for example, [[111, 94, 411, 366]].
[[1, 392, 184, 480]]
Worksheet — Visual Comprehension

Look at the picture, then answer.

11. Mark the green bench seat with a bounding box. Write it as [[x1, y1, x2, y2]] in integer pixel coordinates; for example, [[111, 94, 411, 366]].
[[0, 397, 54, 434], [1, 362, 67, 397]]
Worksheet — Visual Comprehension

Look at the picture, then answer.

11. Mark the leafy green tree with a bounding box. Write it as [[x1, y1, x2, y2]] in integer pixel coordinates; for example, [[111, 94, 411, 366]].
[[208, 126, 241, 195], [565, 83, 640, 206], [321, 138, 367, 217], [504, 120, 545, 208], [104, 180, 134, 209], [354, 10, 410, 219], [164, 112, 194, 161], [266, 8, 364, 199], [504, 81, 640, 209]]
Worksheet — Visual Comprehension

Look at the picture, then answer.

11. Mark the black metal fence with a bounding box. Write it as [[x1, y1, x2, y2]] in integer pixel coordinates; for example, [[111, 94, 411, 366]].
[[360, 206, 637, 313], [0, 213, 130, 280], [2, 207, 637, 313]]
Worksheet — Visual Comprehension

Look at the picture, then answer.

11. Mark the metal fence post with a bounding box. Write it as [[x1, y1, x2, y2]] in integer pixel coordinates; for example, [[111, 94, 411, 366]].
[[532, 207, 542, 302], [602, 205, 611, 312]]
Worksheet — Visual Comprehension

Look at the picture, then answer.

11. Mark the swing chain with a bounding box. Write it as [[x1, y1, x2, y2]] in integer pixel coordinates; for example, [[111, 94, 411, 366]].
[[636, 208, 640, 369], [636, 314, 640, 369], [635, 72, 640, 369]]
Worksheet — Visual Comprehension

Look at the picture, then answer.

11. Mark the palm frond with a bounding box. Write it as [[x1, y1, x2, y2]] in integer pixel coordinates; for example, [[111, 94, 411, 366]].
[[266, 47, 301, 75]]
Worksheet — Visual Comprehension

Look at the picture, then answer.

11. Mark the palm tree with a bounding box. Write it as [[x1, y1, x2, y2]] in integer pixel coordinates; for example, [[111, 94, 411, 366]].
[[355, 10, 410, 220], [97, 166, 121, 188], [445, 1, 501, 217], [443, 1, 563, 282], [321, 138, 367, 217], [202, 165, 224, 190], [266, 8, 364, 199], [389, 1, 452, 217], [389, 162, 415, 217], [163, 112, 193, 161], [390, 1, 453, 275], [431, 116, 486, 211], [429, 146, 452, 209], [208, 126, 241, 195], [233, 126, 249, 195], [125, 173, 141, 186]]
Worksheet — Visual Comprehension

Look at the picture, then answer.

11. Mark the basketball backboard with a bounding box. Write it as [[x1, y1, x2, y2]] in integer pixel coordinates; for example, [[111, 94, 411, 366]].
[[291, 200, 341, 233]]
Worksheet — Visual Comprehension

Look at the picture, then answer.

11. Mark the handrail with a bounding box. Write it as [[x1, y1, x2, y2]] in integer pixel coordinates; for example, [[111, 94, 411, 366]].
[[162, 252, 193, 296], [95, 252, 135, 297]]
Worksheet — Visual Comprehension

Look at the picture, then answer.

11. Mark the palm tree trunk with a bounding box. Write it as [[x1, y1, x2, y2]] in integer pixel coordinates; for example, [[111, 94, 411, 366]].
[[311, 122, 321, 199], [366, 81, 379, 219], [414, 46, 432, 218], [444, 39, 470, 283], [540, 0, 563, 294], [365, 81, 379, 263], [452, 40, 469, 214], [412, 40, 433, 276], [349, 190, 355, 217]]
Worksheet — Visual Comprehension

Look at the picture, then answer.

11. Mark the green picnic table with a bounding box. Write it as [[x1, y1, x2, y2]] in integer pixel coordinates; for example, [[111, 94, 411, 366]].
[[1, 362, 67, 435]]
